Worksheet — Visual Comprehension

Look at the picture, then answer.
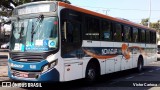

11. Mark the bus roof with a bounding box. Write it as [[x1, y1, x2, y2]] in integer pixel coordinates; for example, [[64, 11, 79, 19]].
[[59, 2, 156, 31]]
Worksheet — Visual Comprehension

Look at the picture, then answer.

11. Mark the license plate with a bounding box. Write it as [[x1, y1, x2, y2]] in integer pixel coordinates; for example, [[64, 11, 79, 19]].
[[19, 72, 29, 78]]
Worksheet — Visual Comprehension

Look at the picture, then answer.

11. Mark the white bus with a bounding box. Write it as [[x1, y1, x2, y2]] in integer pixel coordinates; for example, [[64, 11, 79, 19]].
[[8, 1, 157, 82]]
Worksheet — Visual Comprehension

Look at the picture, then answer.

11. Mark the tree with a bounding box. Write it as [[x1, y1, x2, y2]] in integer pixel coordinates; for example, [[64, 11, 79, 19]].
[[141, 18, 160, 31], [141, 18, 160, 42], [0, 0, 71, 43], [140, 18, 149, 27], [0, 0, 32, 18], [0, 0, 71, 23], [0, 0, 71, 17]]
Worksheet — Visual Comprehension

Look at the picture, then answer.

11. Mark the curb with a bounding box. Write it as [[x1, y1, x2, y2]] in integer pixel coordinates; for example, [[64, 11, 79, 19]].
[[0, 77, 9, 81], [0, 74, 8, 77]]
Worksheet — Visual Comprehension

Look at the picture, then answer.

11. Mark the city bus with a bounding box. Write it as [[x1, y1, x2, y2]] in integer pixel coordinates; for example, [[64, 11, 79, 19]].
[[8, 1, 157, 82]]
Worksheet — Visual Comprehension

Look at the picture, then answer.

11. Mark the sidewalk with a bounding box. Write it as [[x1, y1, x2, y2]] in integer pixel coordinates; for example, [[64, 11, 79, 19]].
[[0, 66, 8, 77], [0, 49, 9, 81], [0, 66, 9, 81]]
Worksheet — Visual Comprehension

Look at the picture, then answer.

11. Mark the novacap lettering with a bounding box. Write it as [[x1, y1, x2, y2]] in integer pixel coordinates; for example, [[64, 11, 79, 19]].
[[11, 63, 24, 68], [102, 49, 118, 55]]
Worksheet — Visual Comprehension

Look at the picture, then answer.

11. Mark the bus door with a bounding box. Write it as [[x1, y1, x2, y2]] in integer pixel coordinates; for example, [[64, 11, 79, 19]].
[[121, 42, 133, 70], [120, 26, 133, 70], [131, 28, 139, 68], [61, 20, 84, 81], [113, 24, 132, 71]]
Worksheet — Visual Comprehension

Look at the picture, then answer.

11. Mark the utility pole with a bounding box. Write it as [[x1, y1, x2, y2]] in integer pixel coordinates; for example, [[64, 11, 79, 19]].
[[148, 0, 151, 28], [103, 9, 110, 15]]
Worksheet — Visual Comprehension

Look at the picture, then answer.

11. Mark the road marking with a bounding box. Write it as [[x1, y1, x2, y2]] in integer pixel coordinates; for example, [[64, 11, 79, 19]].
[[155, 68, 160, 71], [138, 73, 144, 75], [109, 81, 120, 85], [125, 76, 135, 80], [148, 70, 154, 72]]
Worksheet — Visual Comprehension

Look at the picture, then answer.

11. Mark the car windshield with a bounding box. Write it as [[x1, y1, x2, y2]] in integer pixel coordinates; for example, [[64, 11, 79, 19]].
[[10, 17, 58, 52]]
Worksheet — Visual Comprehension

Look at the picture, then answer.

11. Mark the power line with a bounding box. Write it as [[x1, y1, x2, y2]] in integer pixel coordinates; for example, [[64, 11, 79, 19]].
[[78, 5, 160, 12], [130, 17, 160, 20], [74, 5, 160, 23]]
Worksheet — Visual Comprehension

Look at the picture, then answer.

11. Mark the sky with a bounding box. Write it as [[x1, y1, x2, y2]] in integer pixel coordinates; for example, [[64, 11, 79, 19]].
[[69, 0, 160, 23]]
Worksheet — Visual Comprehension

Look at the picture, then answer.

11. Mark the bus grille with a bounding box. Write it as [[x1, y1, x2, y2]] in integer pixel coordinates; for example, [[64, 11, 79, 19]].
[[10, 53, 44, 62]]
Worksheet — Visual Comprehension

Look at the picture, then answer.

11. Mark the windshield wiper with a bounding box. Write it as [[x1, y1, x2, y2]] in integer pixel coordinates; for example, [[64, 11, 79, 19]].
[[31, 14, 44, 43]]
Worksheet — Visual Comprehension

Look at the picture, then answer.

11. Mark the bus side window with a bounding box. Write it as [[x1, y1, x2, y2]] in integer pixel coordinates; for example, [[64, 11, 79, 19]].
[[146, 30, 150, 43], [132, 28, 138, 43], [66, 21, 74, 42], [114, 23, 122, 42], [62, 21, 81, 43], [61, 21, 67, 42], [140, 29, 146, 43], [124, 26, 131, 42], [101, 20, 111, 41], [150, 31, 156, 44], [84, 17, 100, 40]]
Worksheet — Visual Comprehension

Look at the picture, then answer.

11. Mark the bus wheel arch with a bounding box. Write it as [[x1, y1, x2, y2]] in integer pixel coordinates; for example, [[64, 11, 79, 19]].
[[137, 55, 144, 72], [85, 58, 100, 82]]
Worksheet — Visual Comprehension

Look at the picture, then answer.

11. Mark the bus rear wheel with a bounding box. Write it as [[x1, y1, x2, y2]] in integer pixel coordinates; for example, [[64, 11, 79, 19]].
[[85, 62, 98, 83], [136, 57, 143, 72]]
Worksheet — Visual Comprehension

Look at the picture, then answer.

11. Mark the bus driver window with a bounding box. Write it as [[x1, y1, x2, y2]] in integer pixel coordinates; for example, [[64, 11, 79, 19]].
[[62, 21, 74, 43]]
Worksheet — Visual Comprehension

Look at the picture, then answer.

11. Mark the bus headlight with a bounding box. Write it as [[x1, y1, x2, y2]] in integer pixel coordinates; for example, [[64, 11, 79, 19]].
[[42, 59, 58, 73], [42, 65, 49, 73]]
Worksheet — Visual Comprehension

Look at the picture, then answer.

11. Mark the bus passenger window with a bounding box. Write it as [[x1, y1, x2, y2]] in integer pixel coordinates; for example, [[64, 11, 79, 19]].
[[132, 28, 138, 42], [101, 21, 111, 41], [146, 30, 150, 43], [114, 23, 122, 42], [67, 22, 74, 42], [84, 17, 100, 40], [61, 21, 74, 42], [124, 26, 131, 42], [141, 29, 146, 43], [62, 21, 81, 43]]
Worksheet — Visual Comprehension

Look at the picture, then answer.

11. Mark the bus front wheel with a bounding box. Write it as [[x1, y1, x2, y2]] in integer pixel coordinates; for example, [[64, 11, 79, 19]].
[[85, 62, 98, 83]]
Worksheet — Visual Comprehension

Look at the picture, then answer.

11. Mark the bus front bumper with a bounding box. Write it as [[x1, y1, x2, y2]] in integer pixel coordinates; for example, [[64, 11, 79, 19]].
[[8, 59, 60, 82]]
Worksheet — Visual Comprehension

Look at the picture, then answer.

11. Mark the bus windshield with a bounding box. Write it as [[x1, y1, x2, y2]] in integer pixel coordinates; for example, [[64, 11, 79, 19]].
[[10, 17, 58, 52]]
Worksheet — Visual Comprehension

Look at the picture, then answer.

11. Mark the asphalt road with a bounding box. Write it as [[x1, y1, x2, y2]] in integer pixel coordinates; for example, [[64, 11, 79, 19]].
[[0, 60, 160, 90]]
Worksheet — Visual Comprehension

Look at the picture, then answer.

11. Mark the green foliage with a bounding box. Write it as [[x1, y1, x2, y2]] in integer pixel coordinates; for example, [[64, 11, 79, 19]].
[[140, 18, 149, 26], [141, 18, 160, 31], [0, 0, 31, 17]]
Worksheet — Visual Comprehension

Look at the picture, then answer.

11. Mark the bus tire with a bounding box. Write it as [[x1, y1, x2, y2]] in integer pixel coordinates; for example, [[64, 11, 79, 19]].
[[136, 57, 143, 72], [85, 62, 99, 83]]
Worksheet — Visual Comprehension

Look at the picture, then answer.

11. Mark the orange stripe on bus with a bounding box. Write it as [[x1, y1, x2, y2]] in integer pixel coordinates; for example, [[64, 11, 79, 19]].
[[83, 49, 118, 59]]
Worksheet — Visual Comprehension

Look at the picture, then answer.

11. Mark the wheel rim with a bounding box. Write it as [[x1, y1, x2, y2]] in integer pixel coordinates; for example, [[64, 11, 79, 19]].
[[88, 68, 96, 80], [139, 61, 142, 71]]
